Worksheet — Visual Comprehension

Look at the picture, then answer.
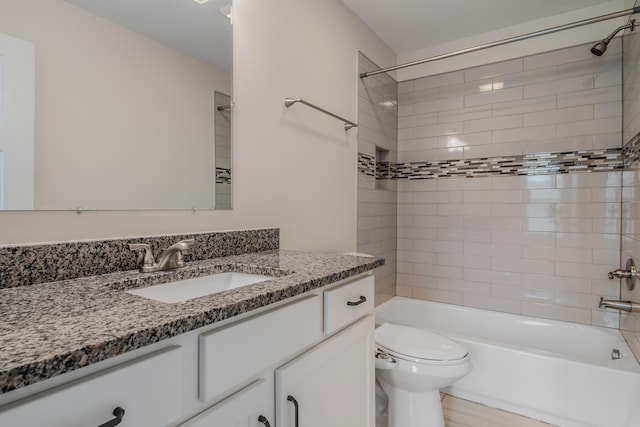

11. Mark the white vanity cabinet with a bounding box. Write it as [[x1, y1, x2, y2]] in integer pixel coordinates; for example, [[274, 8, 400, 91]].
[[275, 315, 375, 427], [0, 273, 375, 427], [179, 378, 273, 427], [0, 346, 184, 427]]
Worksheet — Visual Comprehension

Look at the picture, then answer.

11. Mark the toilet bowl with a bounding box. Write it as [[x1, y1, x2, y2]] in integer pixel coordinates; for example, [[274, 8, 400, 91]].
[[375, 323, 472, 427]]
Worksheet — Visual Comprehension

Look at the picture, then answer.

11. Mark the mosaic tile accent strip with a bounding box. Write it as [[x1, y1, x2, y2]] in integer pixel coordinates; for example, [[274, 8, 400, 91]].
[[358, 149, 623, 180], [0, 228, 279, 288], [624, 131, 640, 168], [358, 153, 376, 177], [215, 167, 232, 184]]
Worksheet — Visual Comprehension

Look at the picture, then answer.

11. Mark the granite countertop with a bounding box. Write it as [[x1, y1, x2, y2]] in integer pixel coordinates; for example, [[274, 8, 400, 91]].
[[0, 250, 384, 394]]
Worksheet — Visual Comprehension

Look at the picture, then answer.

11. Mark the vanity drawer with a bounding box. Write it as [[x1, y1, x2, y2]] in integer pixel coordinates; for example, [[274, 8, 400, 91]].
[[0, 346, 183, 427], [199, 294, 323, 402], [324, 275, 374, 334]]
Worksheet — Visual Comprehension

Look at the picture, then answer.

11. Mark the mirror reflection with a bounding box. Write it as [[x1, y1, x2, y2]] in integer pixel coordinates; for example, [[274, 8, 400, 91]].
[[0, 0, 232, 211]]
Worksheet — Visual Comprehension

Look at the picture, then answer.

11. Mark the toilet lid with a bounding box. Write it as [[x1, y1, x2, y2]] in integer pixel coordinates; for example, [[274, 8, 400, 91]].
[[375, 323, 468, 362]]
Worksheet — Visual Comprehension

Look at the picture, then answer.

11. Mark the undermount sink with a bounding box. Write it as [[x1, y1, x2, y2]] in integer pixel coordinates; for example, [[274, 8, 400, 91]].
[[126, 272, 273, 303]]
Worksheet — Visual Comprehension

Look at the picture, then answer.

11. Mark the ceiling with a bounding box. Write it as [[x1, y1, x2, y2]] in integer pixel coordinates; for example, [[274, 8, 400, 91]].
[[340, 0, 616, 54], [66, 0, 232, 71]]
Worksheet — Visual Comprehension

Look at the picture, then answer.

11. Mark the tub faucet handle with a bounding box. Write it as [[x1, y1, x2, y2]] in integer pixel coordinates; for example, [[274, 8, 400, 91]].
[[608, 258, 637, 291]]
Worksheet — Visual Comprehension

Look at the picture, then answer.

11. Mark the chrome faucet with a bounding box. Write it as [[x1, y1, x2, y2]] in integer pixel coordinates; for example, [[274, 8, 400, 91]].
[[599, 297, 637, 312], [129, 239, 194, 273]]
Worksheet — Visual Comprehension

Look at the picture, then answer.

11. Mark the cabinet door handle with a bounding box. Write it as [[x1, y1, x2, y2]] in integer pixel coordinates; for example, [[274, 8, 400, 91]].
[[287, 395, 299, 427], [347, 296, 367, 306], [97, 407, 125, 427], [258, 415, 271, 427]]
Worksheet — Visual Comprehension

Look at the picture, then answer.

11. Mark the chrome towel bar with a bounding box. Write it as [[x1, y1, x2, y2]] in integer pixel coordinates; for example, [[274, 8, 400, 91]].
[[284, 98, 358, 131]]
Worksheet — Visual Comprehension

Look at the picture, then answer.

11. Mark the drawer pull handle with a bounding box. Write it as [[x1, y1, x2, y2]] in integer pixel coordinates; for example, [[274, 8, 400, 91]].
[[97, 407, 125, 427], [287, 395, 299, 427], [258, 415, 271, 427], [347, 296, 367, 306]]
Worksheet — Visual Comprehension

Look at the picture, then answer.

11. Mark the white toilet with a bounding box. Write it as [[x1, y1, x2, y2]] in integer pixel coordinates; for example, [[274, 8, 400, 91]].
[[375, 322, 472, 427]]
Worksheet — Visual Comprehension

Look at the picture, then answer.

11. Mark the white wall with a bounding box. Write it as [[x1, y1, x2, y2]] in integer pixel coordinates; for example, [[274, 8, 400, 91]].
[[397, 0, 627, 81], [0, 0, 396, 252]]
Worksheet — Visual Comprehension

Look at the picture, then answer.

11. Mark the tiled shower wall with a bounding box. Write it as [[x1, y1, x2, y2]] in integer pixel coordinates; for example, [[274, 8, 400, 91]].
[[357, 53, 398, 304], [214, 91, 232, 209], [621, 17, 640, 356], [395, 41, 623, 327]]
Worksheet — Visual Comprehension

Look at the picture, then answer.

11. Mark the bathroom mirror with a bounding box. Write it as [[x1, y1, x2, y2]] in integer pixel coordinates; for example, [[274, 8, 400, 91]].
[[0, 0, 232, 211]]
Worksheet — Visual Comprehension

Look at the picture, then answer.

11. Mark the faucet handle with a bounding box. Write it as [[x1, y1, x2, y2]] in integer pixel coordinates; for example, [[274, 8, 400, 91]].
[[176, 239, 195, 255], [129, 243, 156, 269]]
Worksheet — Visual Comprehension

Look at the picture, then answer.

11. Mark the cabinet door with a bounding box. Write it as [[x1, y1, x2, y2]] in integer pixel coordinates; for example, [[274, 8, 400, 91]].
[[179, 378, 273, 427], [276, 315, 375, 427], [0, 346, 183, 427]]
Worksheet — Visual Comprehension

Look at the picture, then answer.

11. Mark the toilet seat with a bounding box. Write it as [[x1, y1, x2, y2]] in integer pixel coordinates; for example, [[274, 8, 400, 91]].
[[375, 323, 468, 363]]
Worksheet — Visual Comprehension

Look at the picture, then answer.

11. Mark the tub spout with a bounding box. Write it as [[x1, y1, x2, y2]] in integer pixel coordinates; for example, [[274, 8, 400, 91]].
[[599, 298, 637, 312]]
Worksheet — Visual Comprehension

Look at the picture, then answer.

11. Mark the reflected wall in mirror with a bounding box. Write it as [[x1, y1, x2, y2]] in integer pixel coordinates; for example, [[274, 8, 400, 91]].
[[0, 0, 232, 211]]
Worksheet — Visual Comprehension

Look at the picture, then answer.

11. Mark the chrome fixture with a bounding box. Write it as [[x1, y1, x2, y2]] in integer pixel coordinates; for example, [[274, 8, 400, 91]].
[[284, 98, 358, 131], [599, 298, 638, 312], [591, 19, 635, 56], [360, 7, 640, 78], [217, 104, 232, 111], [129, 239, 194, 273], [608, 258, 637, 291]]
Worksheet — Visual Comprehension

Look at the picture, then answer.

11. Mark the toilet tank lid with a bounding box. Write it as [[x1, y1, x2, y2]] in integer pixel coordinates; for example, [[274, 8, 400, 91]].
[[375, 323, 468, 362]]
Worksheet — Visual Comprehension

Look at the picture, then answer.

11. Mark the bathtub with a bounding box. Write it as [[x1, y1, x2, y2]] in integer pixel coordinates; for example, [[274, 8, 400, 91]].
[[375, 296, 640, 427]]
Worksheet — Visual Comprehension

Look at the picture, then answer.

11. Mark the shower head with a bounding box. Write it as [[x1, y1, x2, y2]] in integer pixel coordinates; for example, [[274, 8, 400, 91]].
[[590, 40, 609, 56], [591, 19, 636, 56]]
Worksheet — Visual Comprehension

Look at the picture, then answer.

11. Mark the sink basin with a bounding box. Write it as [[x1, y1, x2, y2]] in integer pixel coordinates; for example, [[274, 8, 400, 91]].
[[126, 272, 272, 303]]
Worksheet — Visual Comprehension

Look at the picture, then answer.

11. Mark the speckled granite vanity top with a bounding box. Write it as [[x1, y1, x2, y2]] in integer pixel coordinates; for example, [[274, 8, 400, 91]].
[[0, 250, 383, 394]]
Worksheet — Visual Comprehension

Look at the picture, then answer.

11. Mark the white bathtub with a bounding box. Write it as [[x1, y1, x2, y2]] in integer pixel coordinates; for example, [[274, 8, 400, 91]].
[[375, 296, 640, 427]]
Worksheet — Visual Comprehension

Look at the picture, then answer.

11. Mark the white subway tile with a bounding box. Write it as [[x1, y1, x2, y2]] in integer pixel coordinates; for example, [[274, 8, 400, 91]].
[[438, 106, 492, 124], [398, 104, 415, 117], [498, 67, 557, 88], [491, 285, 555, 303], [556, 232, 619, 249], [524, 75, 593, 98], [413, 264, 463, 279], [413, 287, 463, 305], [592, 187, 621, 203], [463, 189, 522, 204], [557, 53, 620, 79], [464, 114, 522, 133], [437, 253, 491, 269], [397, 226, 438, 240], [492, 95, 557, 116], [491, 230, 523, 244], [464, 242, 522, 258], [491, 257, 555, 275], [397, 250, 436, 264], [438, 132, 492, 148], [591, 310, 620, 328], [464, 87, 523, 108], [524, 105, 593, 127], [465, 267, 522, 286], [465, 58, 523, 81], [414, 122, 464, 138], [414, 97, 464, 114], [414, 239, 464, 254], [557, 86, 621, 108], [398, 136, 439, 151], [595, 70, 622, 88], [523, 274, 591, 293], [437, 176, 492, 190], [492, 125, 556, 143], [523, 246, 557, 261], [556, 247, 593, 263], [414, 71, 465, 91], [523, 188, 591, 203], [491, 175, 555, 189], [524, 217, 592, 233], [437, 78, 492, 99], [524, 43, 598, 70], [397, 274, 435, 287], [594, 101, 622, 119], [398, 112, 438, 128], [398, 88, 438, 105], [413, 190, 463, 204], [592, 248, 620, 265], [437, 228, 492, 243], [555, 261, 611, 280], [463, 141, 524, 158], [438, 278, 492, 296], [521, 301, 591, 324], [437, 203, 491, 217], [557, 118, 621, 137], [462, 293, 521, 314], [521, 232, 556, 246]]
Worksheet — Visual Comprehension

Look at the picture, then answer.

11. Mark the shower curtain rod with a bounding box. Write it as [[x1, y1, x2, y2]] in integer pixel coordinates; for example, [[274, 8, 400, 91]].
[[360, 6, 640, 79]]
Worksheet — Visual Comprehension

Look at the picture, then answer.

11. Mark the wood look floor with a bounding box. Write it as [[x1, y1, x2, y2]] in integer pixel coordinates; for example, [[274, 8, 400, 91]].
[[441, 394, 558, 427]]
